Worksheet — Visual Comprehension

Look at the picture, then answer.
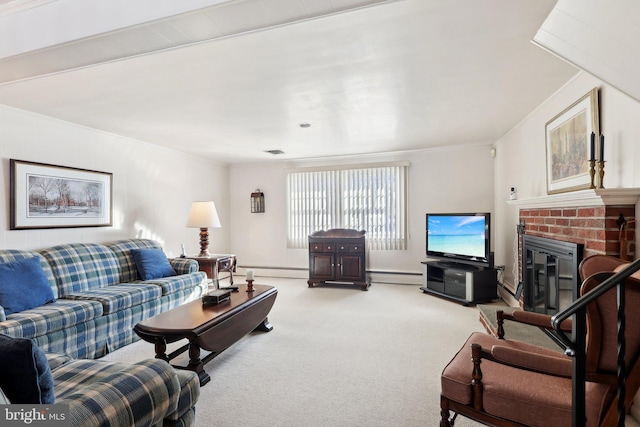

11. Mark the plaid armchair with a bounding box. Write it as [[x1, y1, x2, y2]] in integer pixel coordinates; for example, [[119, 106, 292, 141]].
[[50, 352, 200, 427]]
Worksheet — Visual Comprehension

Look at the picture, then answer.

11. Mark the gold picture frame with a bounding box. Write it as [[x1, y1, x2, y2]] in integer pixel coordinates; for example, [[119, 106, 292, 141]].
[[545, 87, 600, 194]]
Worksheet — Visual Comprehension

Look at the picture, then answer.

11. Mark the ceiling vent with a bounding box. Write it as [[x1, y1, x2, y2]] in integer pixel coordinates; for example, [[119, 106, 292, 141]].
[[265, 150, 285, 155]]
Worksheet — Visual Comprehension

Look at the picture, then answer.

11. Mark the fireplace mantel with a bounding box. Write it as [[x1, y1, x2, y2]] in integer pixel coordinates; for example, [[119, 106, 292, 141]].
[[507, 188, 640, 209]]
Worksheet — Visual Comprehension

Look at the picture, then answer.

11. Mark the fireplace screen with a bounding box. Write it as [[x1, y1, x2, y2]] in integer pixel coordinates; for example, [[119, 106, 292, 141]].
[[522, 235, 583, 315]]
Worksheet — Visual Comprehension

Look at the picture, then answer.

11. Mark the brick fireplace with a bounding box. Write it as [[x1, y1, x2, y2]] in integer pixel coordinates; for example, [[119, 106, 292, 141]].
[[519, 205, 636, 260], [506, 189, 640, 309]]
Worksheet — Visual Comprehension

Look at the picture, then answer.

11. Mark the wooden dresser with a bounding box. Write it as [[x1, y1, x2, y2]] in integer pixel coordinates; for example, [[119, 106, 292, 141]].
[[307, 229, 369, 291]]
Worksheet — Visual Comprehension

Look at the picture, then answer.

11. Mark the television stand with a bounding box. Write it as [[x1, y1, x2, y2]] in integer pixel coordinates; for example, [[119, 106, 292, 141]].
[[420, 260, 497, 305], [436, 261, 479, 271]]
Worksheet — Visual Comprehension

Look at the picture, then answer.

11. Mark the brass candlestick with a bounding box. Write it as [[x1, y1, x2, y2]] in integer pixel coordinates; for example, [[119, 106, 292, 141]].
[[589, 160, 596, 189], [597, 161, 606, 189], [246, 280, 254, 292]]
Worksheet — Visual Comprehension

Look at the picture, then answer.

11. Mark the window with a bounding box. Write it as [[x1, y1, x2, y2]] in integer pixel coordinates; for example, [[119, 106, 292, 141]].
[[287, 162, 408, 250]]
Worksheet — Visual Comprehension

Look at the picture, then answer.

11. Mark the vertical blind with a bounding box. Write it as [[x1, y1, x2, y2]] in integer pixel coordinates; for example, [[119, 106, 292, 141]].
[[287, 163, 408, 250]]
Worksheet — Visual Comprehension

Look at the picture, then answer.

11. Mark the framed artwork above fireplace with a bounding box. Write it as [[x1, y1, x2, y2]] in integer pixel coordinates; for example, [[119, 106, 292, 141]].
[[545, 87, 600, 194]]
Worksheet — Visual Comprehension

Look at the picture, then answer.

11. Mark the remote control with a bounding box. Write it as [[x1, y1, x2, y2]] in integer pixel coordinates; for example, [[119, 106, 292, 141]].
[[219, 286, 239, 292]]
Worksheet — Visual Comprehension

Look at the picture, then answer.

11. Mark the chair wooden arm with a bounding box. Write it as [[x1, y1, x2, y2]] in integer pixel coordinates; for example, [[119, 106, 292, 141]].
[[490, 345, 572, 377], [475, 340, 616, 384], [496, 309, 572, 339]]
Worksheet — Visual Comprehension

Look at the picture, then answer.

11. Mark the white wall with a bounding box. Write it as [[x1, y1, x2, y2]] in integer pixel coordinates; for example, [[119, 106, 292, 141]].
[[0, 105, 229, 256], [0, 102, 495, 284], [493, 72, 640, 289], [228, 145, 495, 283]]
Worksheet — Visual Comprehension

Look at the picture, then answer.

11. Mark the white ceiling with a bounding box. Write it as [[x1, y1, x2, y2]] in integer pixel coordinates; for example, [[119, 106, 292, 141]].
[[0, 0, 578, 164]]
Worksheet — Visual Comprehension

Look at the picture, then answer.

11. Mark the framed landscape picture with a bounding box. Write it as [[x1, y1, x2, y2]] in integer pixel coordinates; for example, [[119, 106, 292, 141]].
[[545, 87, 599, 194], [10, 159, 113, 230]]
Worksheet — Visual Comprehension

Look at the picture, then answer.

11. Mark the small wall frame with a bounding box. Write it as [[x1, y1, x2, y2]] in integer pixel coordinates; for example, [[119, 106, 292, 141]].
[[250, 189, 265, 213]]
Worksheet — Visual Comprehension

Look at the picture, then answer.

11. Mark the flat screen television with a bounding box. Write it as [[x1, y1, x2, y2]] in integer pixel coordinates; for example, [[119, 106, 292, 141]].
[[426, 212, 492, 268]]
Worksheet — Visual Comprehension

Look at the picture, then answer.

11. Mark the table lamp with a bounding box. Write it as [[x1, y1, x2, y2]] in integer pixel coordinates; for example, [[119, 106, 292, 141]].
[[186, 201, 221, 257]]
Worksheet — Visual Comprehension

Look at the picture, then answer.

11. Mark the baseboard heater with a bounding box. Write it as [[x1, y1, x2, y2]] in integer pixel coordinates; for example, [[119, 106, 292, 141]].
[[236, 266, 422, 285]]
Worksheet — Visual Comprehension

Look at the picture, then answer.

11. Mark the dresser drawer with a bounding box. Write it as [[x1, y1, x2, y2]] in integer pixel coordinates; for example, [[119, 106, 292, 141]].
[[349, 243, 364, 253], [217, 257, 234, 271], [310, 242, 334, 253], [322, 243, 335, 252], [336, 243, 364, 253]]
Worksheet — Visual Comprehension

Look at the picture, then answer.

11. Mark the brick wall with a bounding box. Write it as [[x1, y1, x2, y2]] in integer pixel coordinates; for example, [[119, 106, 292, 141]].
[[519, 205, 636, 260]]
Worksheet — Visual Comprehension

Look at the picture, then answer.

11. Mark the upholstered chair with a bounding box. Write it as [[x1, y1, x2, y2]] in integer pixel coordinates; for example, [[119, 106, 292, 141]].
[[440, 255, 640, 426]]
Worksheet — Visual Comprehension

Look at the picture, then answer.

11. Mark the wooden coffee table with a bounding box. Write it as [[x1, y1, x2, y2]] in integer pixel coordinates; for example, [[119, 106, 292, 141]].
[[134, 284, 277, 386]]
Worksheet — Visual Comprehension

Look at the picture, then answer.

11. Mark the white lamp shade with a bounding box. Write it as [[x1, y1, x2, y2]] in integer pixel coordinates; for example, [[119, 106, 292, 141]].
[[186, 201, 221, 228]]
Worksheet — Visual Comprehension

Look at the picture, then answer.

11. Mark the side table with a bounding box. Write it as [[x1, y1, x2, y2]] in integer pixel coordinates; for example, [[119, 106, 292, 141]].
[[187, 254, 236, 287]]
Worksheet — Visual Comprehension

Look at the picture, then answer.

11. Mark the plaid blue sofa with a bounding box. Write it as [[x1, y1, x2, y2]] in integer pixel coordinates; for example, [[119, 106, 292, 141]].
[[47, 352, 200, 426], [0, 239, 207, 359]]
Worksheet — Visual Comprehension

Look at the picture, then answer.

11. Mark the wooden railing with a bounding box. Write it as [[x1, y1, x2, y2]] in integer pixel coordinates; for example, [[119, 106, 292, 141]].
[[552, 258, 640, 427]]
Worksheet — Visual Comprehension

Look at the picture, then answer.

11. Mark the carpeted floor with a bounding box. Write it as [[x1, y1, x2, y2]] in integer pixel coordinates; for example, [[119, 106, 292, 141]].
[[101, 278, 498, 426]]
